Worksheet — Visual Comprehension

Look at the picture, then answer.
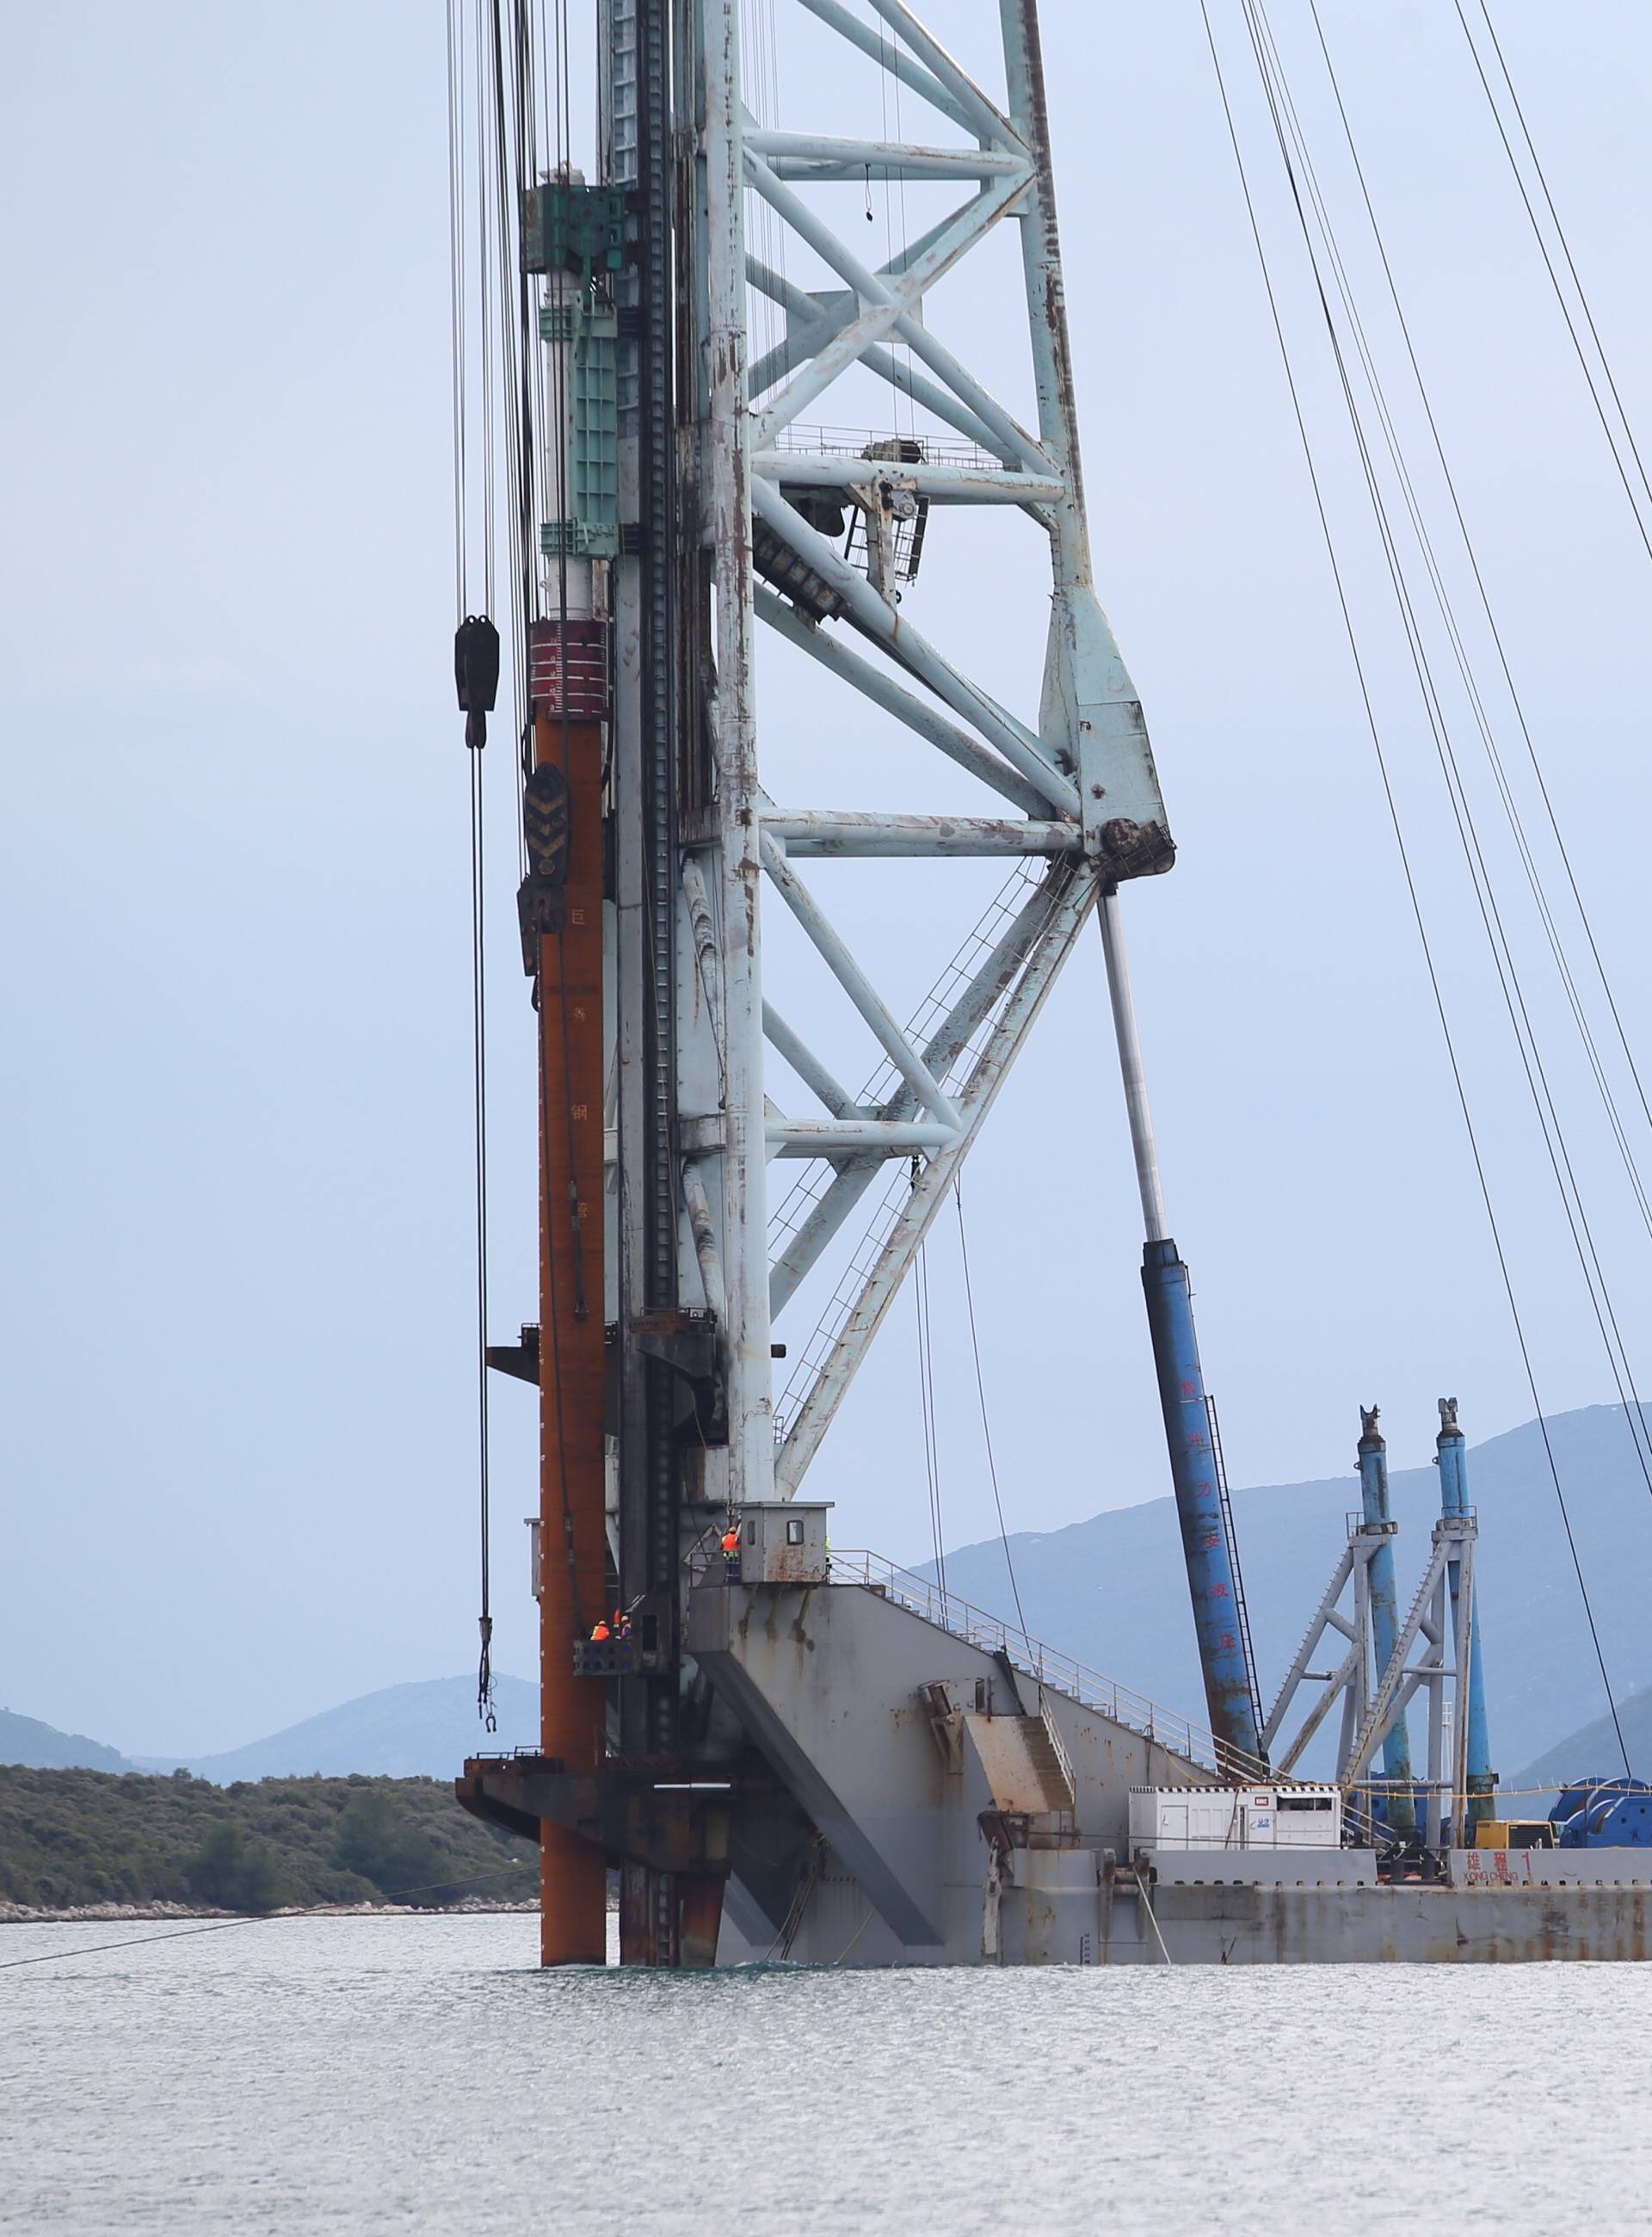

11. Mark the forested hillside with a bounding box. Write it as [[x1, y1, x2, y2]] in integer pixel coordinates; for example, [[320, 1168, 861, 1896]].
[[0, 1768, 537, 1913]]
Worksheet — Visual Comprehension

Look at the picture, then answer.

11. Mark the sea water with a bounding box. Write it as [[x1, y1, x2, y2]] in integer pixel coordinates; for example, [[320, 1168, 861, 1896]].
[[5, 1911, 1651, 2233]]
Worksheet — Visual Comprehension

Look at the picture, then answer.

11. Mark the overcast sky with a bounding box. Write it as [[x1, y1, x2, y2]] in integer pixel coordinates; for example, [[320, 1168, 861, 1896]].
[[6, 2, 1652, 1755]]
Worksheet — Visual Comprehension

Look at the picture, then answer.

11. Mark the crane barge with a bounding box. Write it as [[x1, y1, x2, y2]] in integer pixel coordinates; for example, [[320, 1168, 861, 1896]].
[[455, 0, 1652, 1965]]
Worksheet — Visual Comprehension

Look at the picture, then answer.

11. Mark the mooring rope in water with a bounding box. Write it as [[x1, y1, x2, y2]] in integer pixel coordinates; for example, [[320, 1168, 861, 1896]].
[[0, 1861, 543, 1972]]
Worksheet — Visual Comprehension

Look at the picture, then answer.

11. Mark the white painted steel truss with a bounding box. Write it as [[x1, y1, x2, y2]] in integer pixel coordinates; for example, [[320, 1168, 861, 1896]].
[[691, 0, 1174, 1505], [1267, 1510, 1481, 1846]]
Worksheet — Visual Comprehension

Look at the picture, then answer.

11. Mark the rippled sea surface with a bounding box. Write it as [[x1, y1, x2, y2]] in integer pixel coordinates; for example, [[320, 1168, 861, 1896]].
[[6, 1913, 1652, 2234]]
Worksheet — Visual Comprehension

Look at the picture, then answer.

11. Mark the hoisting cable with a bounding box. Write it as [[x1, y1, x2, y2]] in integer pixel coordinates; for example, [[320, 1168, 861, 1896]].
[[1308, 0, 1652, 1255], [1244, 0, 1652, 1504], [449, 0, 498, 1732], [487, 0, 586, 1636], [1455, 0, 1652, 564], [1199, 0, 1632, 1777], [468, 680, 495, 1736], [542, 0, 590, 1334]]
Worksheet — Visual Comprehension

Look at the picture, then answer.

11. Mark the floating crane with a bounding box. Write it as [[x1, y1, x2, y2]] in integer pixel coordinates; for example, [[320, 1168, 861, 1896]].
[[454, 0, 1652, 1966]]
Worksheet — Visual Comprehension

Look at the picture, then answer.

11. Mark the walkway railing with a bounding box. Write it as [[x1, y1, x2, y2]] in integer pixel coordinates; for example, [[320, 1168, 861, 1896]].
[[829, 1548, 1268, 1784]]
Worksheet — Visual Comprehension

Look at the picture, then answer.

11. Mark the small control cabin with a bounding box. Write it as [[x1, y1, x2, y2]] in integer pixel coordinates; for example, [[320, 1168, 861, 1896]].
[[732, 1501, 833, 1585]]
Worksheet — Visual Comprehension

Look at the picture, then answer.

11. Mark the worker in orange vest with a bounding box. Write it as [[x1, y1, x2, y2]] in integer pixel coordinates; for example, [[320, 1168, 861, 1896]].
[[720, 1524, 741, 1581], [590, 1617, 611, 1642]]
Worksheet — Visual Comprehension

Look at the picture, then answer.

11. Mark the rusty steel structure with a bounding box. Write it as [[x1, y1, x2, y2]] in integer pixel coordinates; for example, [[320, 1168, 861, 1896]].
[[453, 0, 1652, 1966]]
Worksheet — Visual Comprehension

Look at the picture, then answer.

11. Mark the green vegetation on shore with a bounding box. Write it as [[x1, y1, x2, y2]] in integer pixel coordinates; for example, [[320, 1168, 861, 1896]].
[[0, 1766, 536, 1913]]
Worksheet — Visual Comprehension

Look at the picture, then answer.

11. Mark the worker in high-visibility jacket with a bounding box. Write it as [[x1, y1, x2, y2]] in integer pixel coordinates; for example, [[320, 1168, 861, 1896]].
[[720, 1525, 741, 1582]]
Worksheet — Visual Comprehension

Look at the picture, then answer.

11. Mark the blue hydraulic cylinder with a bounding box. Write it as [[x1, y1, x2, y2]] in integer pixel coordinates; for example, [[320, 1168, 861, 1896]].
[[1141, 1238, 1262, 1767], [1357, 1408, 1415, 1835], [1437, 1399, 1495, 1829]]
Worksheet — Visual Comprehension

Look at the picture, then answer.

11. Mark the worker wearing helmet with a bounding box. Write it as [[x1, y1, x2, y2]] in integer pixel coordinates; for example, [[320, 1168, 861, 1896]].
[[721, 1523, 741, 1581]]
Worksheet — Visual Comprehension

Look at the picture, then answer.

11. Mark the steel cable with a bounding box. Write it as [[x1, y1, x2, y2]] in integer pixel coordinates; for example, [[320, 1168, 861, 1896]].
[[953, 1176, 1033, 1657], [1237, 0, 1642, 1755], [1243, 1, 1652, 1505], [1198, 0, 1631, 1776], [450, 0, 498, 1730], [1308, 1, 1652, 1204], [913, 1218, 947, 1612], [1456, 0, 1652, 558]]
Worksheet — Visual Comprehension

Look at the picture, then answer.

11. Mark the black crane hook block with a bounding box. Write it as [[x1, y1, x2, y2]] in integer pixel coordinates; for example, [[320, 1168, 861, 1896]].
[[454, 614, 501, 749]]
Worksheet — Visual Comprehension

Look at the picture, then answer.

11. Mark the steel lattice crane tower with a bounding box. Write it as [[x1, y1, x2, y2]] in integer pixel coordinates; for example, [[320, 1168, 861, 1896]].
[[459, 0, 1263, 1969]]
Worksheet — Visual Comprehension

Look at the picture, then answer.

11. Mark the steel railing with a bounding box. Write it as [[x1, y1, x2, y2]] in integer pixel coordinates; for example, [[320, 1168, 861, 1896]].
[[826, 1548, 1267, 1782]]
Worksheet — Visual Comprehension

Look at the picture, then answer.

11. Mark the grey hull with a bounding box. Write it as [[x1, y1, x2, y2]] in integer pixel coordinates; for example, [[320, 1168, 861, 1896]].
[[692, 1575, 1652, 1967]]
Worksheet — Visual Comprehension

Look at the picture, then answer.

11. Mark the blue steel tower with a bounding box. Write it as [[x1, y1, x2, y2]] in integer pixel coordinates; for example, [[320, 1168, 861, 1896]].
[[1438, 1398, 1494, 1832], [1357, 1408, 1415, 1833]]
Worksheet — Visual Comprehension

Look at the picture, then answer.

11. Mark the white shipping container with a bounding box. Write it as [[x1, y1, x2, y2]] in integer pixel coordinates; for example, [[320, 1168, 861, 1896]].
[[1129, 1784, 1342, 1852]]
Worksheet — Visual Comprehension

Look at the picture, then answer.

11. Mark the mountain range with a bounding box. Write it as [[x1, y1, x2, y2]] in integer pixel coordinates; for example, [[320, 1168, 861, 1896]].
[[1, 1677, 537, 1784], [8, 1405, 1649, 1792], [928, 1402, 1652, 1780]]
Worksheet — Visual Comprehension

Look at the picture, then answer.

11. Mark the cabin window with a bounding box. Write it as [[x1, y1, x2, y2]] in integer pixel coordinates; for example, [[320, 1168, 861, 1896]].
[[786, 1518, 804, 1545]]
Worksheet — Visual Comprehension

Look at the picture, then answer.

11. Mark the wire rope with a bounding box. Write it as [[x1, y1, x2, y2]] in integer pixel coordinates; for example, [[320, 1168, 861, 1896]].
[[913, 1222, 947, 1612], [449, 0, 499, 1730], [1455, 0, 1652, 558], [1237, 0, 1644, 1747], [1244, 1, 1652, 1500], [1199, 0, 1631, 1776], [1308, 3, 1652, 1185], [953, 1176, 1032, 1648]]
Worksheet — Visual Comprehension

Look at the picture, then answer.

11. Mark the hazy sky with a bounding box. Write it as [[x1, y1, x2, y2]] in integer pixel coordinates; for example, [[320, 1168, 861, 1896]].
[[7, 3, 1652, 1754]]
